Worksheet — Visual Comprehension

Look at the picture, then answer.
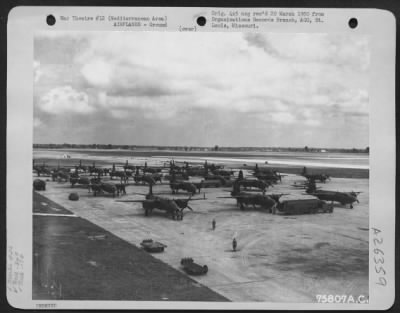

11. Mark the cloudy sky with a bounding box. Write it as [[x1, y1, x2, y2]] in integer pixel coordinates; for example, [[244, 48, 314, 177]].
[[34, 31, 369, 148]]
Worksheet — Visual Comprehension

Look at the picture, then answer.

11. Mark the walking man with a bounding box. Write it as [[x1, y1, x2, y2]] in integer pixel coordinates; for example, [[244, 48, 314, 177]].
[[212, 219, 216, 230]]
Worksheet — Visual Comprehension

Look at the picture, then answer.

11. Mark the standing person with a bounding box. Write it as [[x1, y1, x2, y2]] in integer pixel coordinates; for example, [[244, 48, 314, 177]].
[[212, 219, 216, 230], [232, 238, 237, 252], [254, 164, 259, 176], [238, 170, 244, 181]]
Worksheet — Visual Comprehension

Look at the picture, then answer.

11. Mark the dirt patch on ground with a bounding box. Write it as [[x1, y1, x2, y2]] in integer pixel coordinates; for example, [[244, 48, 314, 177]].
[[273, 245, 368, 279]]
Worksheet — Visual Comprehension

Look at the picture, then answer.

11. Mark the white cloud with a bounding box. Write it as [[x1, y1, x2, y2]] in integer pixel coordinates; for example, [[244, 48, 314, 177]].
[[271, 112, 296, 124], [71, 32, 368, 122], [81, 59, 112, 87], [33, 117, 43, 128], [97, 91, 107, 106], [38, 86, 93, 114], [34, 32, 370, 147]]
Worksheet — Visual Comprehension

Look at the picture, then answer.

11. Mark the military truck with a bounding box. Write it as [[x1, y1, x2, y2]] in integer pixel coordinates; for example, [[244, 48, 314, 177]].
[[273, 197, 333, 215], [140, 239, 167, 253], [180, 258, 208, 275]]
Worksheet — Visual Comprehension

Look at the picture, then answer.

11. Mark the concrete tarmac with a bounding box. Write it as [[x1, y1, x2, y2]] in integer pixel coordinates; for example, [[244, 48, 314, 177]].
[[33, 171, 369, 302]]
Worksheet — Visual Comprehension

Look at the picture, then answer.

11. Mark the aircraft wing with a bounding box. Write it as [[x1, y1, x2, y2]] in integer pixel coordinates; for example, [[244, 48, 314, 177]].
[[217, 194, 265, 199], [187, 197, 208, 201]]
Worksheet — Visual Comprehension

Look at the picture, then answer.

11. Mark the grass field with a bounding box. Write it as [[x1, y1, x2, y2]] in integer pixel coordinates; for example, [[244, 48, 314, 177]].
[[33, 192, 228, 301]]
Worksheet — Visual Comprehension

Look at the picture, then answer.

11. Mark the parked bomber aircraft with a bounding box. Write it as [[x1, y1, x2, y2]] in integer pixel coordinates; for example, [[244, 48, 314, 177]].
[[204, 175, 229, 185], [301, 167, 330, 183], [123, 160, 137, 171], [70, 176, 91, 188], [218, 183, 277, 211], [211, 169, 235, 177], [170, 181, 197, 195], [90, 181, 126, 197], [75, 160, 88, 172], [306, 190, 360, 208], [235, 179, 271, 192], [134, 174, 161, 185], [164, 172, 189, 181], [90, 167, 106, 177], [116, 186, 206, 220], [52, 171, 70, 182], [33, 161, 52, 176], [304, 179, 360, 208], [251, 164, 285, 183], [184, 167, 207, 177]]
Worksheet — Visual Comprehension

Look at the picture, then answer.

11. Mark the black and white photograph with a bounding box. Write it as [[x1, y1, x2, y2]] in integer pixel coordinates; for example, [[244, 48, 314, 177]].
[[31, 30, 370, 302], [6, 6, 396, 310]]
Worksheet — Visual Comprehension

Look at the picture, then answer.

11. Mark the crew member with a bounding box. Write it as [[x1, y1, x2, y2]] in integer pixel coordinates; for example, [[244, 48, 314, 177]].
[[232, 238, 237, 252]]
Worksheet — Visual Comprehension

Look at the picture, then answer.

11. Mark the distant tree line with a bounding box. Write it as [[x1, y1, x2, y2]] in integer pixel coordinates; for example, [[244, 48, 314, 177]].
[[33, 143, 370, 153]]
